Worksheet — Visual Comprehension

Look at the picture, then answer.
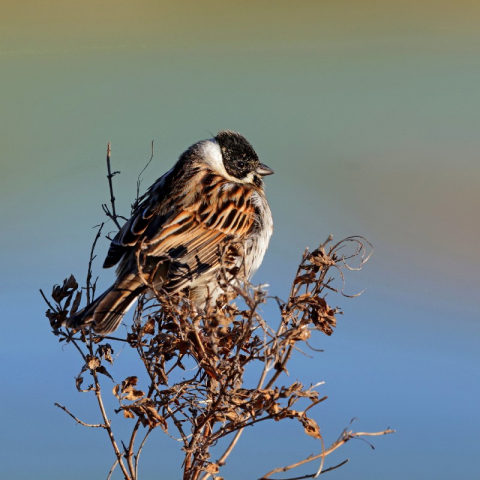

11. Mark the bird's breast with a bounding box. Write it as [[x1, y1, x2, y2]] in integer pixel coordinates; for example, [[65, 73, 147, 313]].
[[245, 191, 273, 278]]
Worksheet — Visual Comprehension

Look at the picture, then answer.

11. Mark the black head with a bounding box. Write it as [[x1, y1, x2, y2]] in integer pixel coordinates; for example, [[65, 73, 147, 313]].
[[215, 130, 273, 184]]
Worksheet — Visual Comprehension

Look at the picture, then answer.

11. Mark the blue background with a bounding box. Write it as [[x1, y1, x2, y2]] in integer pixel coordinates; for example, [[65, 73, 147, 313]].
[[1, 1, 479, 478]]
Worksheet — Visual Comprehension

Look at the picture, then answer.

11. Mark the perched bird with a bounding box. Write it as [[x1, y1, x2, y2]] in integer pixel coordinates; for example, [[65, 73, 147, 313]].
[[65, 131, 274, 334]]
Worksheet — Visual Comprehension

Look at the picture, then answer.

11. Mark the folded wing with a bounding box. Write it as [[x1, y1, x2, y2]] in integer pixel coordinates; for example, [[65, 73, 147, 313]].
[[103, 170, 258, 294]]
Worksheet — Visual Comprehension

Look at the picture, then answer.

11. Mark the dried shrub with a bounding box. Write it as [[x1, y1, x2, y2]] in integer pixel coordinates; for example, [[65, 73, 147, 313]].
[[41, 144, 393, 480]]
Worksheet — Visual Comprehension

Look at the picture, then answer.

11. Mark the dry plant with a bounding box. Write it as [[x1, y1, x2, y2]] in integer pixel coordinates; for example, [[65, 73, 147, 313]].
[[41, 144, 393, 480]]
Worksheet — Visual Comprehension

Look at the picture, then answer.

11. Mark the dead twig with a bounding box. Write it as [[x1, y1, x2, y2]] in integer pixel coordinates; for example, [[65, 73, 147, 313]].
[[54, 403, 106, 428], [266, 459, 349, 479], [86, 222, 103, 304], [260, 429, 395, 479], [102, 142, 127, 230]]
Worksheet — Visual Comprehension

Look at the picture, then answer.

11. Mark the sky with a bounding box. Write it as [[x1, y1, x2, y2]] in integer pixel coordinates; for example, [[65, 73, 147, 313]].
[[1, 1, 479, 478]]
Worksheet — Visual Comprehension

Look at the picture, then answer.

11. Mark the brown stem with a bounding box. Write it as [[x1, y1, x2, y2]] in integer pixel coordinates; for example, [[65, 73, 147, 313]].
[[92, 368, 131, 479], [135, 428, 153, 478], [86, 222, 103, 304], [261, 429, 395, 479], [107, 459, 120, 480], [103, 142, 125, 229], [85, 329, 131, 480], [54, 403, 106, 428], [126, 418, 142, 478], [266, 459, 349, 479]]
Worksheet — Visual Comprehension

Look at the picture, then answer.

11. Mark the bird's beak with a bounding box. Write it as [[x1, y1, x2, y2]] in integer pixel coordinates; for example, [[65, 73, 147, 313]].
[[256, 163, 274, 176]]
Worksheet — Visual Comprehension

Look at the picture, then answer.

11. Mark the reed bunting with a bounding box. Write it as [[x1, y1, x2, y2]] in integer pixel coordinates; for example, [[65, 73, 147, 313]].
[[65, 131, 274, 334]]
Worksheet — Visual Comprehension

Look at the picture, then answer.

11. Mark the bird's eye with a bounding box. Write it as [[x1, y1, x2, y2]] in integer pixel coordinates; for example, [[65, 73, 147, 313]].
[[238, 161, 245, 169]]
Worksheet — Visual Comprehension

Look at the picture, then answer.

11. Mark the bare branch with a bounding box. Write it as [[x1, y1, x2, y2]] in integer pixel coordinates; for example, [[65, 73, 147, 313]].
[[86, 222, 104, 304], [39, 288, 56, 311], [266, 459, 349, 479], [54, 403, 106, 428], [261, 429, 395, 479], [102, 142, 126, 230], [133, 140, 154, 213]]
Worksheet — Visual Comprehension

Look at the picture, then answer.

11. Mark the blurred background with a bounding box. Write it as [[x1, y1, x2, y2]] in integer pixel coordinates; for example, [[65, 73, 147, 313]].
[[1, 1, 479, 478]]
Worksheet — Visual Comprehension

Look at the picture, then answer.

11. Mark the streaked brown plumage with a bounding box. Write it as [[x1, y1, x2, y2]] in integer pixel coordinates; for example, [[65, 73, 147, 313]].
[[65, 131, 273, 334]]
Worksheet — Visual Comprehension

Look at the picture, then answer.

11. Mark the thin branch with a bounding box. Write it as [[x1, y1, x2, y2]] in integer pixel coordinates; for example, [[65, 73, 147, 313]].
[[54, 403, 106, 428], [107, 459, 120, 480], [66, 332, 88, 362], [315, 432, 325, 478], [266, 459, 349, 479], [217, 429, 243, 465], [261, 429, 395, 479], [102, 142, 126, 229], [299, 396, 328, 419], [86, 222, 104, 304], [39, 289, 56, 311], [126, 418, 143, 478], [166, 405, 189, 446], [134, 140, 154, 211], [135, 428, 153, 479], [98, 335, 130, 343], [85, 328, 131, 480]]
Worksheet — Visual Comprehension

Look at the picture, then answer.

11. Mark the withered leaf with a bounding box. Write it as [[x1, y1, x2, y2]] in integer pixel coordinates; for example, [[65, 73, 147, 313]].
[[293, 272, 316, 285], [64, 275, 78, 290], [143, 317, 155, 335], [201, 362, 219, 380], [122, 388, 145, 401], [126, 333, 138, 346], [213, 411, 239, 422], [121, 376, 138, 389], [306, 297, 337, 335], [301, 415, 322, 439], [112, 384, 120, 399], [75, 374, 93, 392], [281, 382, 303, 398], [309, 248, 335, 267], [85, 355, 101, 371], [204, 463, 219, 474], [123, 409, 135, 419], [96, 365, 114, 381], [177, 340, 189, 355], [163, 321, 179, 332], [294, 389, 320, 400], [75, 375, 84, 392], [52, 275, 78, 303], [127, 398, 167, 429], [288, 327, 311, 343], [273, 408, 300, 420], [97, 344, 114, 365], [213, 313, 232, 327], [267, 403, 281, 416], [296, 293, 312, 303]]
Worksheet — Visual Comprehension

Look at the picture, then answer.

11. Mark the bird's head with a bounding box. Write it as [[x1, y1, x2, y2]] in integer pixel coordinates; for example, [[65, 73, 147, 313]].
[[215, 130, 274, 186], [193, 130, 274, 187]]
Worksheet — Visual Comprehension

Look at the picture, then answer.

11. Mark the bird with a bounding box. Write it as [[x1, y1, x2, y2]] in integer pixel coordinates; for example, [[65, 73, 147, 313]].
[[65, 130, 274, 334]]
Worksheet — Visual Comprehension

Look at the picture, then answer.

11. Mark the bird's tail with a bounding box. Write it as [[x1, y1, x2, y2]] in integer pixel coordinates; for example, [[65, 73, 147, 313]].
[[64, 274, 146, 334]]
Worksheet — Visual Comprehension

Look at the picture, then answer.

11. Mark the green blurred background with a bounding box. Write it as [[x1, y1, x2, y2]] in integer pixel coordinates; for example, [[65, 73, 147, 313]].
[[1, 1, 479, 478]]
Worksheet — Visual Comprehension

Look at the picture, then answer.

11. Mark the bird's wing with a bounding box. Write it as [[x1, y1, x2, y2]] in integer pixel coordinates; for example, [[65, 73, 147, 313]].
[[143, 181, 258, 292], [103, 168, 178, 269]]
